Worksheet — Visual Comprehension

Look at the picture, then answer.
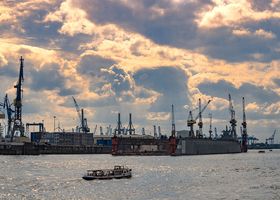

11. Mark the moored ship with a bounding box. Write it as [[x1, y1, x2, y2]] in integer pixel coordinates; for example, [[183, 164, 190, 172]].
[[82, 165, 132, 180], [175, 138, 241, 155]]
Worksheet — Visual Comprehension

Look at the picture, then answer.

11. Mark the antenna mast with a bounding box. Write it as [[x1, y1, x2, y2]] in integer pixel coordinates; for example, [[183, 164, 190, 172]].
[[171, 104, 176, 137]]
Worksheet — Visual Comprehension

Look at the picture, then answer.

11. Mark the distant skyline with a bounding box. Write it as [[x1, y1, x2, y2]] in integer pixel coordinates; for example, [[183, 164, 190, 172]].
[[0, 0, 280, 142]]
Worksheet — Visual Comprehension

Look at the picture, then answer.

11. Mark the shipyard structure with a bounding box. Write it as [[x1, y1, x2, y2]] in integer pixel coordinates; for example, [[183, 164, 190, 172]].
[[111, 99, 246, 156], [0, 57, 249, 155]]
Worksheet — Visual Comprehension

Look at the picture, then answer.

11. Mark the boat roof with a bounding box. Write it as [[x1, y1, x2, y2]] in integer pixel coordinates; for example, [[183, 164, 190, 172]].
[[86, 166, 129, 172]]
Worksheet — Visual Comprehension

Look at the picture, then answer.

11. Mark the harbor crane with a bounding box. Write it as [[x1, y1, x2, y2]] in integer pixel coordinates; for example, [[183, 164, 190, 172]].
[[126, 113, 135, 135], [214, 127, 218, 139], [26, 123, 44, 134], [266, 130, 277, 145], [158, 126, 161, 138], [93, 125, 97, 135], [0, 103, 4, 119], [228, 94, 237, 140], [142, 127, 145, 135], [72, 96, 90, 133], [170, 104, 177, 155], [247, 135, 258, 145], [209, 113, 212, 139], [11, 56, 25, 141], [241, 97, 248, 152], [100, 126, 103, 135], [187, 98, 211, 138], [114, 113, 125, 135], [153, 125, 157, 138], [1, 94, 14, 138]]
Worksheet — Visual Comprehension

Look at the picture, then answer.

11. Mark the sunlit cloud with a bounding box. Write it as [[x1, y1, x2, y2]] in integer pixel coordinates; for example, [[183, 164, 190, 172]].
[[197, 0, 280, 28], [0, 0, 279, 141]]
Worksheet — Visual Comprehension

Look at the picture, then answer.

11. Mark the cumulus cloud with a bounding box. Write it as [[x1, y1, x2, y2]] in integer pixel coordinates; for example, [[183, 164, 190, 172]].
[[197, 0, 280, 28], [232, 28, 276, 39], [0, 0, 279, 140]]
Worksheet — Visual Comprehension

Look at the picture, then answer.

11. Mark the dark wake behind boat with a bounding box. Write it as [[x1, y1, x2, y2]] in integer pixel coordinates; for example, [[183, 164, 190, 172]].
[[82, 165, 132, 180]]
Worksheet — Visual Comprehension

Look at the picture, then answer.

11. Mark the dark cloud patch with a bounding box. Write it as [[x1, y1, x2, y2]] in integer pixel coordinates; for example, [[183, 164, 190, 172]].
[[0, 62, 18, 77], [77, 55, 116, 76], [79, 0, 201, 48], [1, 4, 92, 54], [133, 66, 189, 112], [23, 101, 42, 114], [77, 0, 280, 62], [28, 63, 78, 96], [251, 0, 274, 11], [274, 78, 280, 87], [60, 95, 117, 109], [198, 80, 280, 104], [29, 63, 64, 91], [21, 10, 60, 44], [58, 88, 79, 96]]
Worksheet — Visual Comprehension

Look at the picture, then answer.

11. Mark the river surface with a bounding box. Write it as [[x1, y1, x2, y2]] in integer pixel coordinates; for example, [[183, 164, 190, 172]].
[[0, 150, 279, 200]]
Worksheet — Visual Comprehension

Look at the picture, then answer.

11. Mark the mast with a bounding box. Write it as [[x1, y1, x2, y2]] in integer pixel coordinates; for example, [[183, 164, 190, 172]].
[[198, 98, 203, 138], [171, 104, 176, 137]]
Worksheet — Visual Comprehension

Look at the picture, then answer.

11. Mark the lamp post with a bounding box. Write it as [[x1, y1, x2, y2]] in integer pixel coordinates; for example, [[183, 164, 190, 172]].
[[53, 116, 56, 132]]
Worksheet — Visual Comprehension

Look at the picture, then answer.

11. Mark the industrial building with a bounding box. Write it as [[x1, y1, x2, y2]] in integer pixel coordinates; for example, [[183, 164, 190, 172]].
[[31, 132, 93, 146]]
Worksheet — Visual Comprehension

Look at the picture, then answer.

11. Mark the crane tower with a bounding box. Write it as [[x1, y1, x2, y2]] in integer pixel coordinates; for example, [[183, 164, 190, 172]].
[[171, 104, 176, 137], [187, 99, 211, 138], [12, 57, 25, 141], [241, 97, 248, 152], [228, 94, 237, 140]]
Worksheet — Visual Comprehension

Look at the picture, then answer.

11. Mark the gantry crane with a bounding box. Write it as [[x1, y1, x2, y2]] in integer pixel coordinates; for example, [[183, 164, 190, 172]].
[[126, 113, 135, 135], [247, 135, 258, 145], [266, 130, 277, 145], [187, 98, 211, 138], [228, 94, 237, 140], [72, 96, 90, 133], [114, 113, 125, 135]]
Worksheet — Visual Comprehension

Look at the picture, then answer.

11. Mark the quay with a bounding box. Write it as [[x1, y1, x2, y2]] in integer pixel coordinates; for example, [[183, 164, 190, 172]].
[[0, 142, 111, 155]]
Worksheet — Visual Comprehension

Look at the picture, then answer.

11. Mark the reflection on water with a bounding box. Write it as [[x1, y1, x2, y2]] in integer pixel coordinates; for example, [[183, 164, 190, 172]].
[[0, 150, 279, 200]]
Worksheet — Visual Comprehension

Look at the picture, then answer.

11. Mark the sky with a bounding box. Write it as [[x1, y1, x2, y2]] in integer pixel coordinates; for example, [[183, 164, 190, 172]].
[[0, 0, 280, 142]]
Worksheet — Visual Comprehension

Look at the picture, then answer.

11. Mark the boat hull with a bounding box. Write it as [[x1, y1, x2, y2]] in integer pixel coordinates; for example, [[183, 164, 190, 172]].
[[82, 174, 132, 180], [82, 166, 132, 181], [175, 138, 241, 155]]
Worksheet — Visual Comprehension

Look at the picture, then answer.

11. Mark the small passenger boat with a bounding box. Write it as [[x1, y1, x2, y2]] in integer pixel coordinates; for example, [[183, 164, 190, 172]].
[[82, 165, 132, 180], [258, 150, 265, 153]]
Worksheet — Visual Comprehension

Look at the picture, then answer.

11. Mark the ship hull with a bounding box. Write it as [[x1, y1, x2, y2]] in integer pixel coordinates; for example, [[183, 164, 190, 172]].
[[175, 138, 241, 155], [111, 136, 242, 156]]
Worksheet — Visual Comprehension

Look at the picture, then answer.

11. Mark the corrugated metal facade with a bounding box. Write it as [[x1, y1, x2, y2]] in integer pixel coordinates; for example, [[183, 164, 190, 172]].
[[31, 132, 93, 146]]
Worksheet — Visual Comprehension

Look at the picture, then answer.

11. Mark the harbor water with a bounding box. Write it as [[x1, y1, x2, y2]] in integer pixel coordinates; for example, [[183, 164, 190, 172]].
[[0, 150, 279, 200]]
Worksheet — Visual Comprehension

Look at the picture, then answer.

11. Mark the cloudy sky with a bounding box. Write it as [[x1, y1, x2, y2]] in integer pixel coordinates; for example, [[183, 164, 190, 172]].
[[0, 0, 280, 142]]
